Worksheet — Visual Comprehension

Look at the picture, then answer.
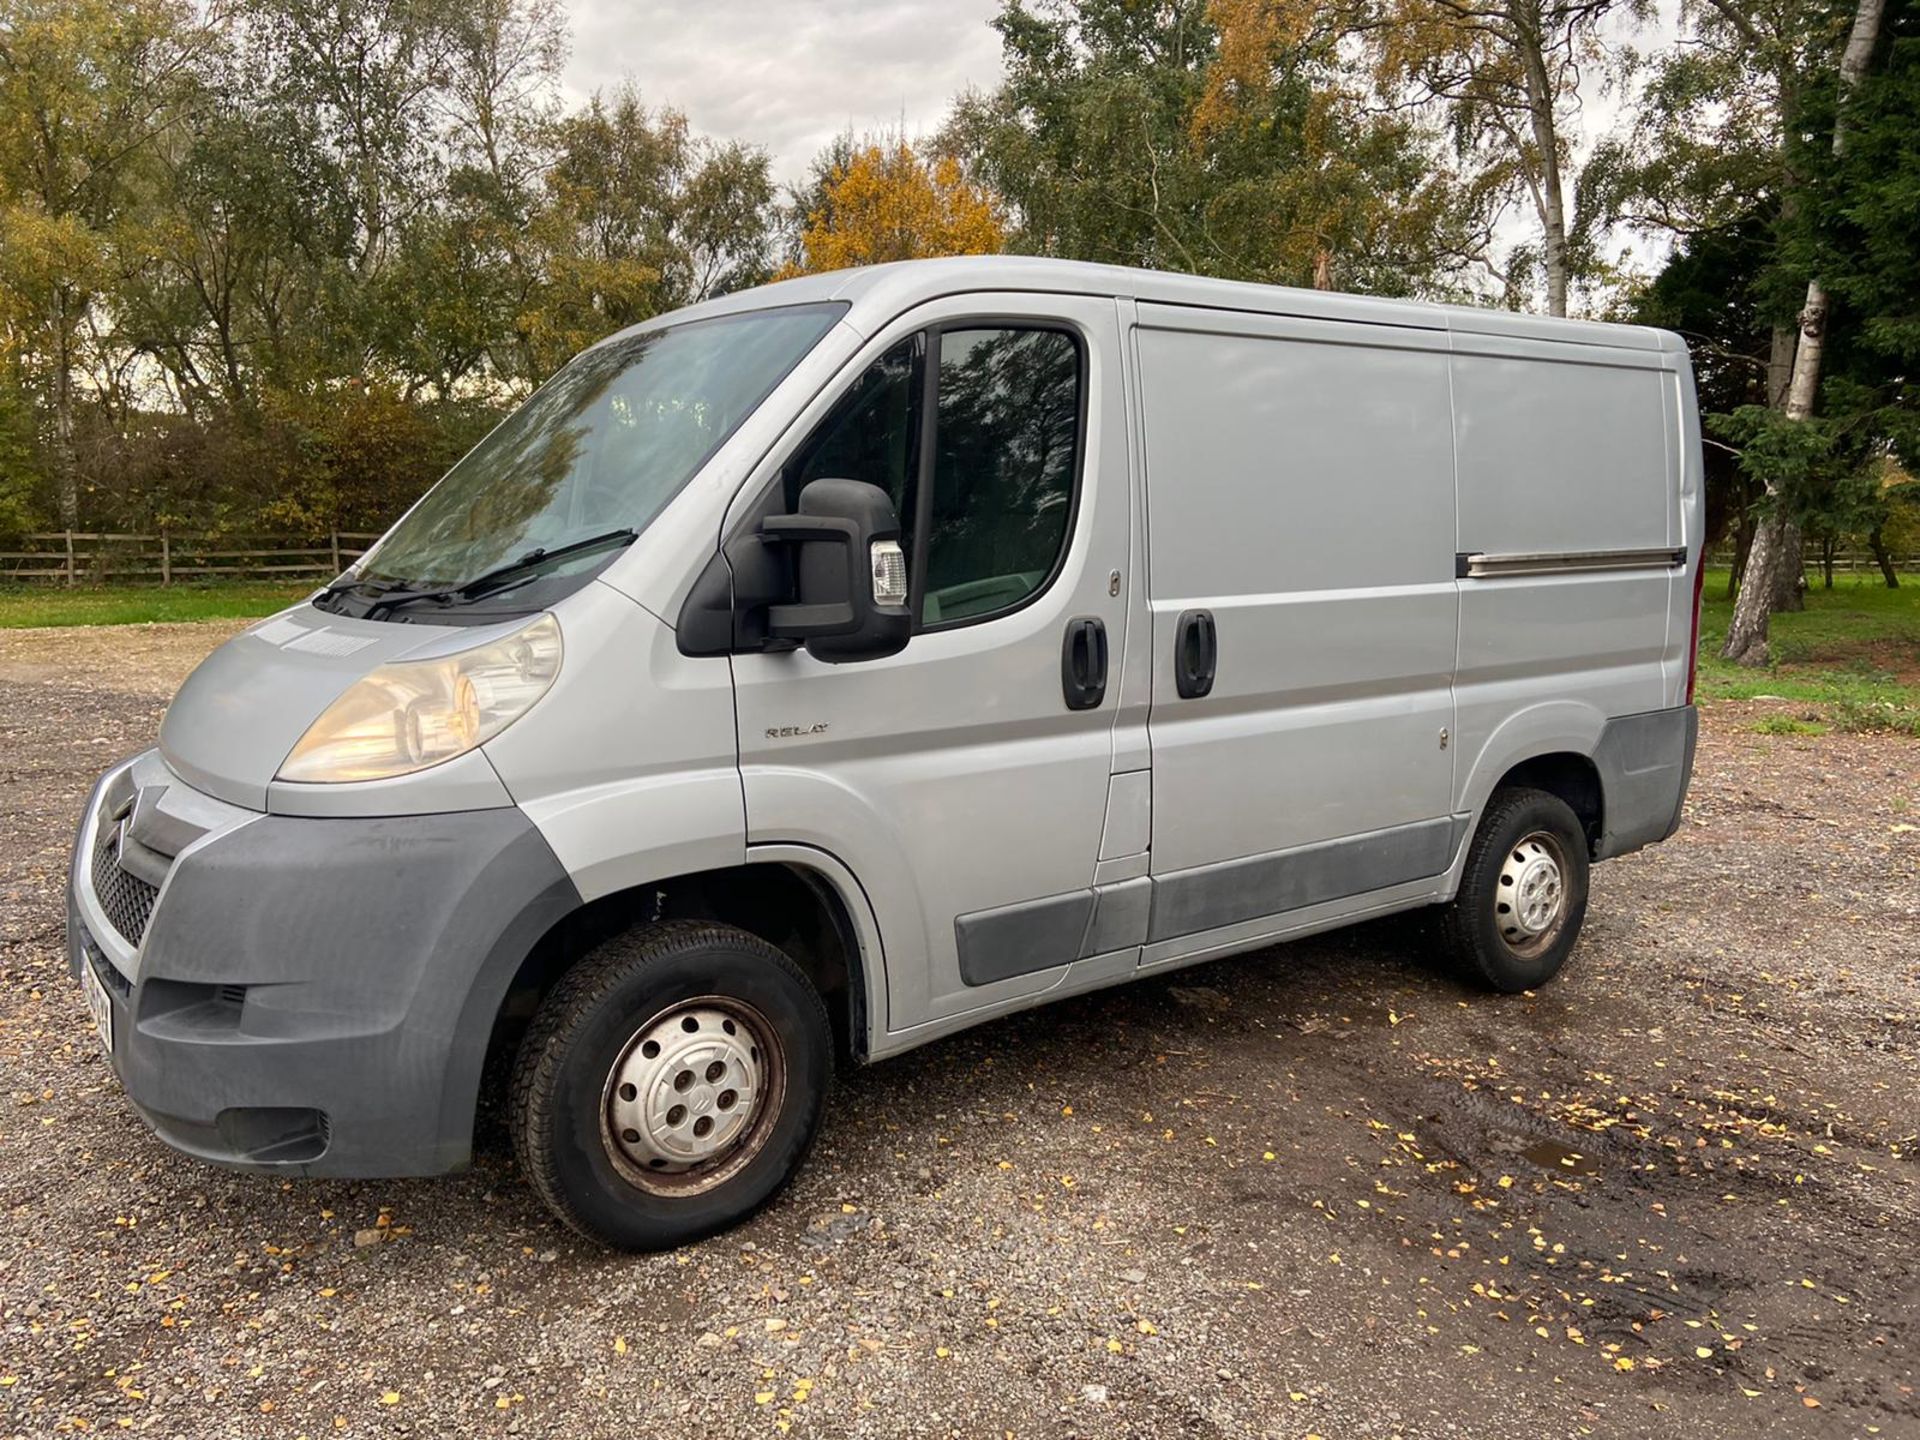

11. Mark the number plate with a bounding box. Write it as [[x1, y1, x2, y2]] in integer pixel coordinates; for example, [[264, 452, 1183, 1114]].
[[81, 958, 113, 1054]]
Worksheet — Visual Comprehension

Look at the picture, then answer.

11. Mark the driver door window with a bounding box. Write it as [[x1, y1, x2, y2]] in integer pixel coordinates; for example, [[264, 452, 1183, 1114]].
[[785, 324, 1083, 628]]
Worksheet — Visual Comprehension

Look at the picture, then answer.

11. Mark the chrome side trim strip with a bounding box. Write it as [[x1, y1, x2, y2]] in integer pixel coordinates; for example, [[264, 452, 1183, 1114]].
[[1455, 547, 1687, 579]]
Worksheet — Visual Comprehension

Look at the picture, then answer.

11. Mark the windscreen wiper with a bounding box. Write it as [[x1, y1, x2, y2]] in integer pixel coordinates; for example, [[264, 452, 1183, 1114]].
[[363, 527, 638, 619], [312, 573, 407, 614]]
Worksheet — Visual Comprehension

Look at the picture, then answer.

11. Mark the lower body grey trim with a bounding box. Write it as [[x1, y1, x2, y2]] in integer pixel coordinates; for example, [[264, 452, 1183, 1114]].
[[955, 818, 1462, 986], [1593, 704, 1697, 859], [954, 873, 1155, 988], [1147, 817, 1456, 943], [955, 889, 1094, 986], [1083, 876, 1150, 957]]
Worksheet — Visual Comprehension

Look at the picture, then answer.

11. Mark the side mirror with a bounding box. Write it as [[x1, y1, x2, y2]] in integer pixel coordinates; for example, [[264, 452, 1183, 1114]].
[[763, 478, 911, 663]]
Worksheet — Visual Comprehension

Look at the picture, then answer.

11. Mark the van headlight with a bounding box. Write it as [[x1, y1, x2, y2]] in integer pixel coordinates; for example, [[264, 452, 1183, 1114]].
[[277, 613, 562, 783]]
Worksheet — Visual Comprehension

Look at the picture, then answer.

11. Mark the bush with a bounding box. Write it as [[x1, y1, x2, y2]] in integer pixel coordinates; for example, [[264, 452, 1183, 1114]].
[[48, 388, 505, 539], [0, 384, 41, 540]]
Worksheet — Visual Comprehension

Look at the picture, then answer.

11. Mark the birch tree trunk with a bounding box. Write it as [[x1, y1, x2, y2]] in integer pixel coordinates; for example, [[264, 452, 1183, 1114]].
[[1760, 325, 1805, 611], [52, 291, 79, 531], [1766, 323, 1795, 409], [1773, 522, 1806, 611], [1514, 4, 1570, 316], [1720, 0, 1887, 665]]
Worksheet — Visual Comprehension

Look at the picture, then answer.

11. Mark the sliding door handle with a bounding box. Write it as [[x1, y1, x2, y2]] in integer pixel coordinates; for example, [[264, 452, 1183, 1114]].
[[1174, 608, 1216, 699]]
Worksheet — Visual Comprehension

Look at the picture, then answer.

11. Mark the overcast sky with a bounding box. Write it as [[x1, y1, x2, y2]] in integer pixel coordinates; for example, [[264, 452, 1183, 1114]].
[[558, 1, 1671, 291], [562, 1, 1008, 185]]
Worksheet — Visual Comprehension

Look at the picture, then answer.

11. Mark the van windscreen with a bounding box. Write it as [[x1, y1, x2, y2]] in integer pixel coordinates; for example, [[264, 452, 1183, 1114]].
[[336, 302, 846, 613]]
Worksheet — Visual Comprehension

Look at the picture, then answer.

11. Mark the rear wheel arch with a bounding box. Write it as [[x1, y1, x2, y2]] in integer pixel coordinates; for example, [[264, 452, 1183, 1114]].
[[1492, 751, 1605, 855], [1454, 703, 1608, 849]]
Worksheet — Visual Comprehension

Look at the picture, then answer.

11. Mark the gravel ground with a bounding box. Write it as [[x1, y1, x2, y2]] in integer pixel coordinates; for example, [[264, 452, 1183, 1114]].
[[1, 622, 1916, 1440]]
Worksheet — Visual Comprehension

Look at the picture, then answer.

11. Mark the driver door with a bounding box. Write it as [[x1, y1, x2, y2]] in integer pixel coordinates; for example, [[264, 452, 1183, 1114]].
[[729, 293, 1131, 1038]]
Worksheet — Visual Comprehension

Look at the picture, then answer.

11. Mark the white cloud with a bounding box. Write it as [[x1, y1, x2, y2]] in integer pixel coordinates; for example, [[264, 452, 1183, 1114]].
[[561, 1, 1007, 183]]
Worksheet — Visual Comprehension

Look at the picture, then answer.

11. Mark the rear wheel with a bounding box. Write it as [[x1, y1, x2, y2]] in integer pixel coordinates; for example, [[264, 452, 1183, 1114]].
[[509, 921, 831, 1250], [1439, 787, 1590, 993]]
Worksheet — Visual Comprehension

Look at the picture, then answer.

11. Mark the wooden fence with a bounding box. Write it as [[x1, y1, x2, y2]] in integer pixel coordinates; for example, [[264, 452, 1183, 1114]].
[[1, 531, 382, 585], [1709, 545, 1917, 579]]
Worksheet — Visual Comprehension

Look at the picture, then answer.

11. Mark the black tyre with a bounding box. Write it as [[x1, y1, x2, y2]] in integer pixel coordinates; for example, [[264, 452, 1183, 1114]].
[[1438, 787, 1590, 993], [509, 921, 831, 1250]]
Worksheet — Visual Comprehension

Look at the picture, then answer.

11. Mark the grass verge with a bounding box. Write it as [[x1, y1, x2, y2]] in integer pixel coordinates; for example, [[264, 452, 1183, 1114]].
[[1697, 569, 1920, 735], [0, 582, 310, 629]]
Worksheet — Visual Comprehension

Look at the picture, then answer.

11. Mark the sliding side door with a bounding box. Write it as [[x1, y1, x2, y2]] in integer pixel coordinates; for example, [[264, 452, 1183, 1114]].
[[1136, 304, 1461, 963]]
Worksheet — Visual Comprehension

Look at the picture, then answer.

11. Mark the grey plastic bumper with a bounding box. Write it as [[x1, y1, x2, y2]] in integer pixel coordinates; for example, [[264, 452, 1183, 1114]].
[[67, 802, 579, 1177], [1592, 704, 1698, 860]]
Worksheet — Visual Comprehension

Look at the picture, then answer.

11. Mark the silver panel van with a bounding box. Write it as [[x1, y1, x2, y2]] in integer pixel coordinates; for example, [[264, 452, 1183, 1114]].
[[67, 258, 1703, 1249]]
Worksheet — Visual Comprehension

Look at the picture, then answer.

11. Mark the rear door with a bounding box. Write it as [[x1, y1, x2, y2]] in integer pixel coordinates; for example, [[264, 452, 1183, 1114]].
[[730, 293, 1132, 1036], [1135, 304, 1461, 961]]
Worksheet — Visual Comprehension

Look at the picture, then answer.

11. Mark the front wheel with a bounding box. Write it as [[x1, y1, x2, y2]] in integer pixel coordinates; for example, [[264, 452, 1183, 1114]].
[[1438, 787, 1590, 993], [509, 921, 832, 1250]]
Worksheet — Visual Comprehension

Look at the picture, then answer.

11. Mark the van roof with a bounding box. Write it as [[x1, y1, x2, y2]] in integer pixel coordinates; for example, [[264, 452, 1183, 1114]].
[[611, 255, 1673, 354]]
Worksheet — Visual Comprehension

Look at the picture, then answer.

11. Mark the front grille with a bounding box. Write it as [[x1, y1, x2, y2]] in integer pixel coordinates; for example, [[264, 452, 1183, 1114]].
[[90, 823, 160, 947], [80, 931, 131, 997]]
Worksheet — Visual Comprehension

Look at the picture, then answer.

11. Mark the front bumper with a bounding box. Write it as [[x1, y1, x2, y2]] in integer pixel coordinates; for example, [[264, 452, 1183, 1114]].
[[67, 751, 579, 1177]]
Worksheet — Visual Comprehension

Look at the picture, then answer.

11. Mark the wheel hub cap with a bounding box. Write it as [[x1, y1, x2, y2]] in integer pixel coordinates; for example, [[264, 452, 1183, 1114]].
[[606, 1004, 764, 1174], [1497, 834, 1565, 946]]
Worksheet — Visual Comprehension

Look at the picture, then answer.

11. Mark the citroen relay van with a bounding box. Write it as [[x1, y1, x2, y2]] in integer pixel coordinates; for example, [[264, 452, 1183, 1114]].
[[68, 257, 1703, 1249]]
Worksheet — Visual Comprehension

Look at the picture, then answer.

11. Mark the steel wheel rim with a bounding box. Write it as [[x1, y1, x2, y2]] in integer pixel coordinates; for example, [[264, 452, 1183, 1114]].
[[599, 995, 786, 1197], [1495, 830, 1569, 959]]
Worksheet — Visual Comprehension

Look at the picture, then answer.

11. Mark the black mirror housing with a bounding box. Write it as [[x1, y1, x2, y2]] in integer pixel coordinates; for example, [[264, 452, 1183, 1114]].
[[763, 478, 911, 663]]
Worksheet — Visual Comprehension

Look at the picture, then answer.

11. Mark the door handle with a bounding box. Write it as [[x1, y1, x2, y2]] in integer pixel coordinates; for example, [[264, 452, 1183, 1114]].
[[1061, 616, 1108, 710], [1174, 609, 1216, 699]]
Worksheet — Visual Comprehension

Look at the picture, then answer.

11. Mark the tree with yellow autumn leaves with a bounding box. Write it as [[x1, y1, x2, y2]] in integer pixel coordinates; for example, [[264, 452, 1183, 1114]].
[[780, 137, 1007, 277]]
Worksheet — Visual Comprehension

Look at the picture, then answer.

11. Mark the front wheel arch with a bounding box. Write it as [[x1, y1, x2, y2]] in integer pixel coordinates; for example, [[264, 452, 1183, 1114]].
[[509, 919, 833, 1248], [471, 856, 878, 1152]]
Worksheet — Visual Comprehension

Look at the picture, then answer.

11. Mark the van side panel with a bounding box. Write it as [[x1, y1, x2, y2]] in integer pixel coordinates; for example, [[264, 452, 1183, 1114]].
[[1448, 335, 1683, 829], [1453, 339, 1673, 552], [1135, 305, 1458, 905]]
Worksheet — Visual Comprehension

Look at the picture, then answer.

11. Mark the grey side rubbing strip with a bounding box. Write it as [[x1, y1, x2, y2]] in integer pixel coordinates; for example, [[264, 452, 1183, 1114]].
[[1454, 547, 1686, 579], [1147, 817, 1455, 943], [955, 889, 1094, 987], [1080, 877, 1151, 958]]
